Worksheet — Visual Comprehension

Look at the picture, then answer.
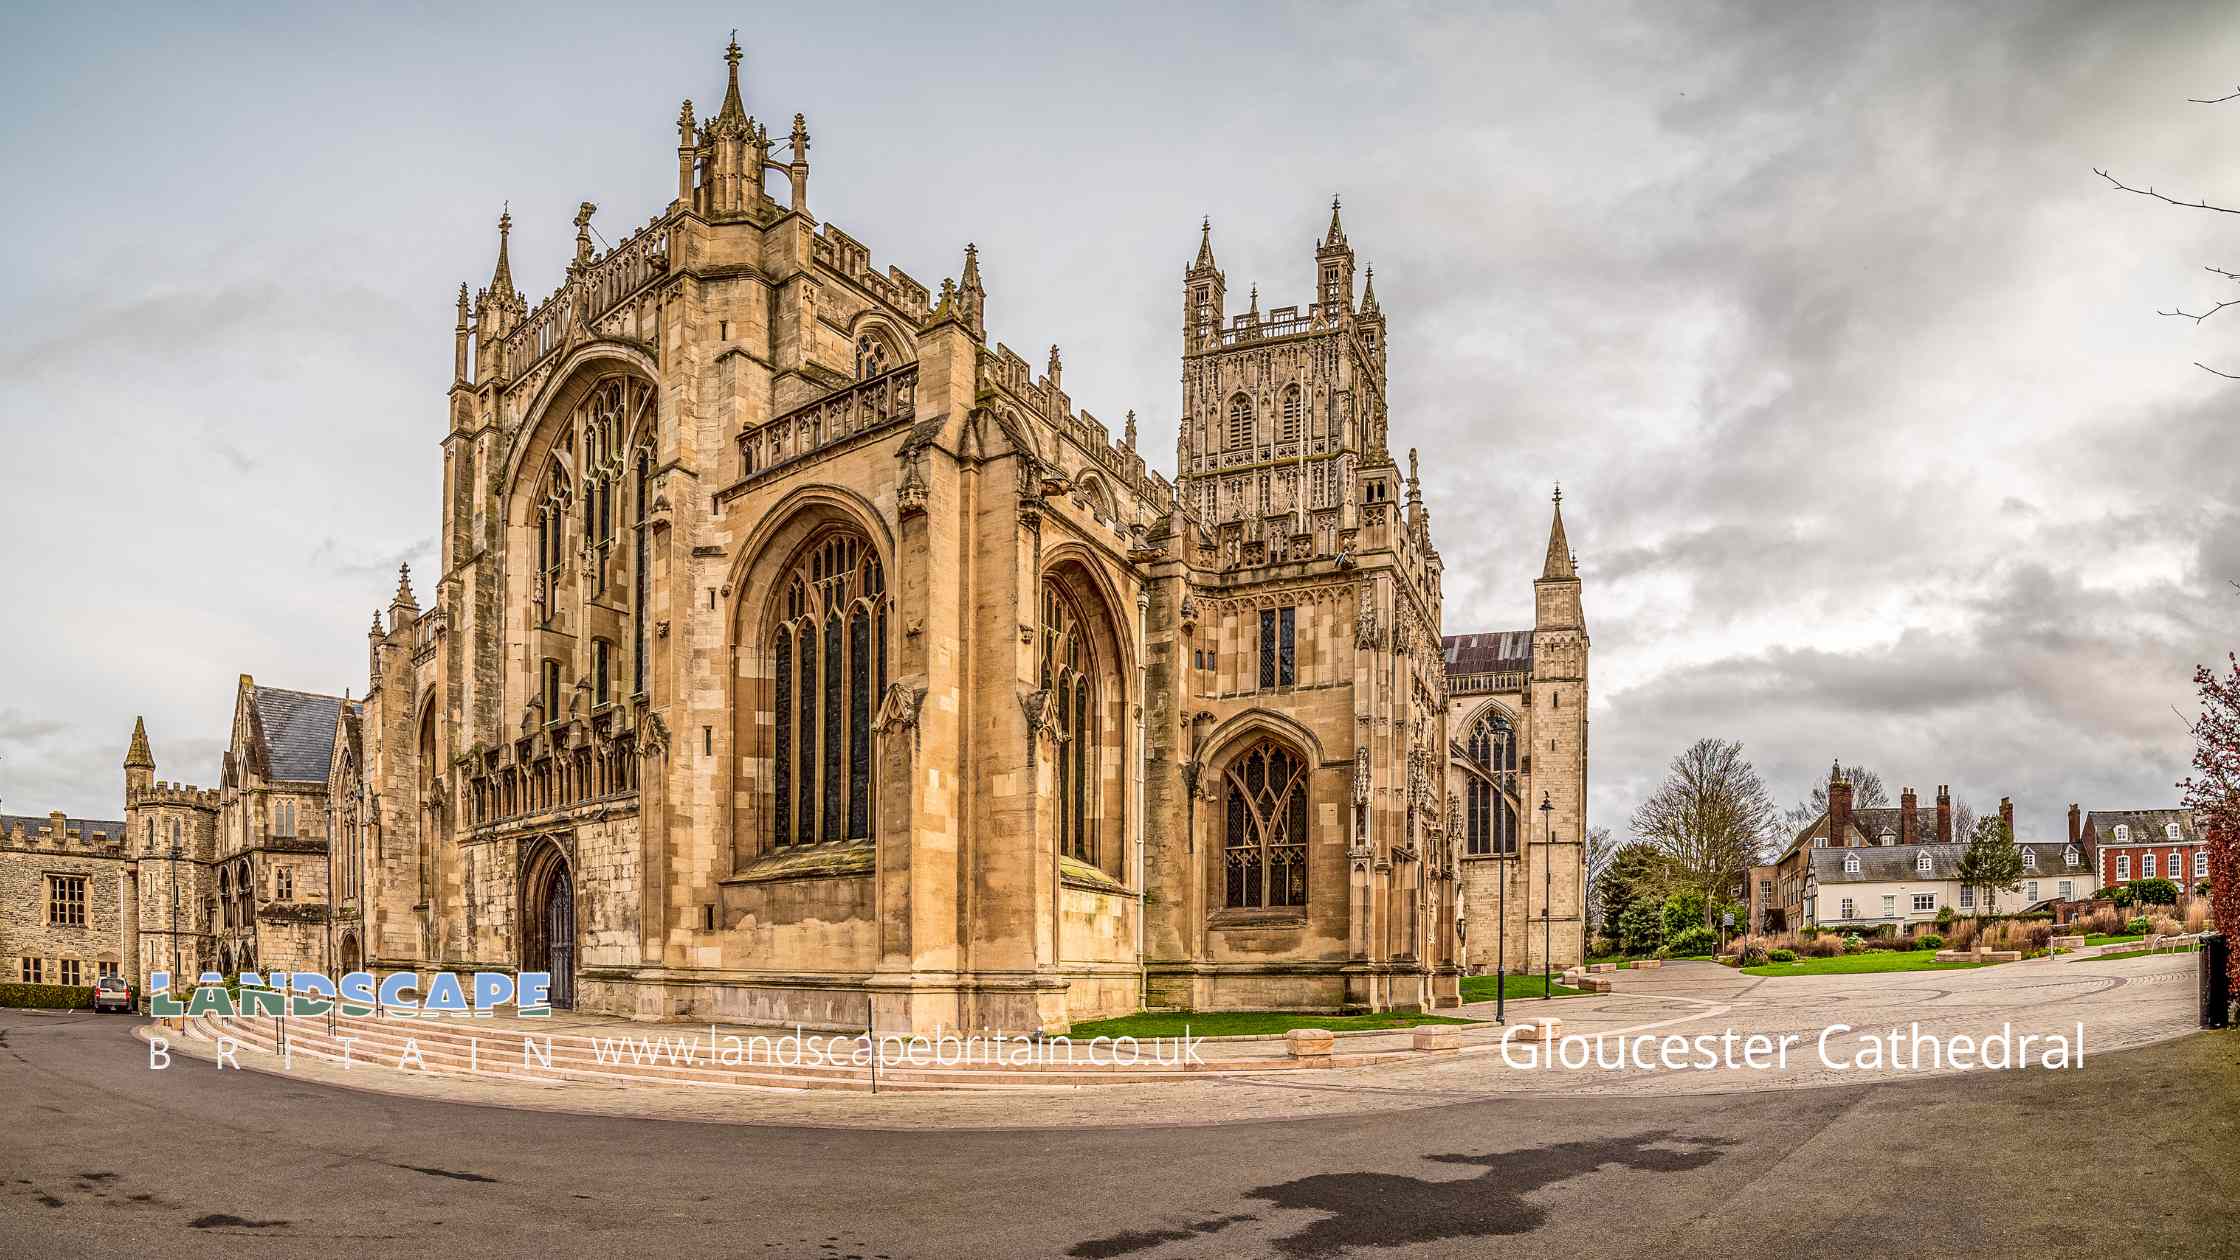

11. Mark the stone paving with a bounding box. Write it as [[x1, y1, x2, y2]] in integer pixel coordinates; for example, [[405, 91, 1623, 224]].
[[143, 950, 2206, 1130]]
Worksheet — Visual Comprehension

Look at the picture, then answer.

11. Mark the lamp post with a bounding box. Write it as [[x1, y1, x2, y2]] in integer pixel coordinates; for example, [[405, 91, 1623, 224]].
[[1540, 793, 1555, 999]]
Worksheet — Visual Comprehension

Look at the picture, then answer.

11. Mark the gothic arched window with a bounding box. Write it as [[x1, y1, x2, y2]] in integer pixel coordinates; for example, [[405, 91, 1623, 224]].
[[535, 454, 572, 627], [1464, 711, 1518, 857], [1228, 394, 1253, 450], [855, 335, 891, 379], [770, 532, 888, 846], [1224, 741, 1308, 908], [1041, 581, 1098, 864], [1280, 385, 1302, 443]]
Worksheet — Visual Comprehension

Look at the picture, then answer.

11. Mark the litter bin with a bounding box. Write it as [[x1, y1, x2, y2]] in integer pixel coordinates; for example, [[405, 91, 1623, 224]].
[[2204, 933, 2232, 1030]]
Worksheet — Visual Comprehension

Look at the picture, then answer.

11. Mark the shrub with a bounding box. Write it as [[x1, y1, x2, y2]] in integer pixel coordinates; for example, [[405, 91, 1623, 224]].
[[1767, 948, 1797, 963], [1841, 932, 1866, 953], [1863, 939, 1898, 952], [2107, 884, 2137, 908], [2150, 914, 2182, 938], [2125, 915, 2153, 935], [1663, 925, 1718, 958], [1736, 942, 1771, 968], [1945, 919, 1979, 951], [0, 982, 94, 1010], [2184, 898, 2210, 934], [1617, 901, 1666, 957], [1936, 905, 1956, 927], [2199, 879, 2214, 898], [1919, 933, 1945, 951], [2129, 878, 2181, 907]]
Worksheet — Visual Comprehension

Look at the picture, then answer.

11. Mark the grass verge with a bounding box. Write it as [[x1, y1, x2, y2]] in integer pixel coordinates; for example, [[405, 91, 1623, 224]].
[[1742, 951, 1995, 978], [1460, 973, 1590, 1002]]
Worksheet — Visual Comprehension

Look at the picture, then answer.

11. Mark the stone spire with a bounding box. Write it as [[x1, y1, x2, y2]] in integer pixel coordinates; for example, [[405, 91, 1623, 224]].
[[124, 716, 155, 770], [1193, 217, 1218, 272], [716, 31, 747, 128], [393, 562, 419, 609], [1541, 485, 1575, 580], [490, 204, 515, 298], [1123, 409, 1137, 450], [1323, 194, 1346, 248], [953, 242, 986, 339], [1360, 265, 1379, 314]]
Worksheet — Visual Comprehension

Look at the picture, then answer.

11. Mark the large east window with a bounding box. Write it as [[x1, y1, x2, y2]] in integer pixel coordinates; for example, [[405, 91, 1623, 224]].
[[1464, 710, 1518, 857], [769, 533, 887, 847], [1223, 742, 1309, 909]]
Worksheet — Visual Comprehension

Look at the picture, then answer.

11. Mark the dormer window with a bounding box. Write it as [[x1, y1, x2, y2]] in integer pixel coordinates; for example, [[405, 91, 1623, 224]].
[[1879, 830, 1895, 846], [2166, 822, 2182, 842], [2064, 846, 2079, 867], [1843, 853, 1860, 874], [1914, 853, 1932, 874], [2022, 850, 2036, 870], [2113, 824, 2130, 842]]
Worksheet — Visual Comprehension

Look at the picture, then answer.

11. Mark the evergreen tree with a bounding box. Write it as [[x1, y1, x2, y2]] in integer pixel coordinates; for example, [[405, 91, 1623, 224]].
[[1955, 815, 2025, 917]]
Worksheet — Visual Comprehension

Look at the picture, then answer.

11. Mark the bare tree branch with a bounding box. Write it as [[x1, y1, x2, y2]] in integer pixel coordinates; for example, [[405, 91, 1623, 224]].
[[2095, 168, 2240, 215], [2206, 266, 2240, 283], [2195, 361, 2240, 380], [2160, 298, 2240, 324], [2190, 86, 2240, 104]]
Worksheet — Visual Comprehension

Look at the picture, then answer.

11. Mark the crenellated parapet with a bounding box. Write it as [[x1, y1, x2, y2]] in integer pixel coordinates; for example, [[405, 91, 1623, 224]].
[[128, 781, 223, 810]]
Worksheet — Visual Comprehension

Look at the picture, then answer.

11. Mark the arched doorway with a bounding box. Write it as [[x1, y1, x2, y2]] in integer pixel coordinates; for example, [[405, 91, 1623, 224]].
[[337, 930, 362, 973], [520, 837, 576, 1009]]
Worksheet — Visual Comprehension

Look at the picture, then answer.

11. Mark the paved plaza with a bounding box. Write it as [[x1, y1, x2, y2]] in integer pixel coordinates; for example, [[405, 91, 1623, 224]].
[[139, 951, 2206, 1129]]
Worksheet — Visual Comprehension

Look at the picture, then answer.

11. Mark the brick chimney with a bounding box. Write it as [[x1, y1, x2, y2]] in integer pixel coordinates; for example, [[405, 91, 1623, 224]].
[[1900, 787, 1920, 846], [2068, 803, 2081, 846], [1936, 785, 1953, 845], [1828, 762, 1854, 847], [2000, 796, 2015, 838]]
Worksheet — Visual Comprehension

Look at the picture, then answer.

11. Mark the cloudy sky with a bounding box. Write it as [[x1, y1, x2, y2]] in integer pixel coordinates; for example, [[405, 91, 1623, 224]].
[[3, 1, 2236, 844]]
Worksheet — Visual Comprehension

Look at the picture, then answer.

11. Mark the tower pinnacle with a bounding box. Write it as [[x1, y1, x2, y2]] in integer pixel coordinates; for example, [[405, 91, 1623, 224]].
[[1193, 217, 1218, 272], [717, 31, 746, 125], [124, 716, 154, 770], [1540, 484, 1575, 580], [1323, 194, 1346, 248], [490, 204, 515, 297]]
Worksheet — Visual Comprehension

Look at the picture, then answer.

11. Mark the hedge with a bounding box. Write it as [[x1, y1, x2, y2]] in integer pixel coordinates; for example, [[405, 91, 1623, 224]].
[[0, 982, 95, 1010]]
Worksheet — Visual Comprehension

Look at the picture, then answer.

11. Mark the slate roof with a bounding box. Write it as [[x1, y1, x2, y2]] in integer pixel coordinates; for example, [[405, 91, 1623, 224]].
[[2084, 808, 2194, 845], [1810, 840, 2088, 884], [1442, 631, 1533, 676], [1, 813, 128, 843], [252, 685, 345, 783]]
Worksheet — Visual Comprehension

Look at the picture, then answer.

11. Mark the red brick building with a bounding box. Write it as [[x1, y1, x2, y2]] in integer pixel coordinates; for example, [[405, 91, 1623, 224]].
[[2076, 806, 2212, 891]]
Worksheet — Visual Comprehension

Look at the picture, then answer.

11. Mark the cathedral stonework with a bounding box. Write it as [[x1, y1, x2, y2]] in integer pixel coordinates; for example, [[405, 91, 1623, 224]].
[[326, 40, 1588, 1034]]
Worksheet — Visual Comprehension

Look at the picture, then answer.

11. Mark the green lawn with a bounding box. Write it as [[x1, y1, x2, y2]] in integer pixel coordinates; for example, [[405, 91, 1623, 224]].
[[1064, 1010, 1475, 1039], [1743, 951, 1994, 978], [1460, 973, 1589, 1003], [2081, 933, 2146, 946], [2076, 943, 2199, 963]]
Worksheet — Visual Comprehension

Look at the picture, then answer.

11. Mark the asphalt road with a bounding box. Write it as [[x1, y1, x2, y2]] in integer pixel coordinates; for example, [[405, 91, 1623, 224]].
[[3, 1009, 2235, 1260]]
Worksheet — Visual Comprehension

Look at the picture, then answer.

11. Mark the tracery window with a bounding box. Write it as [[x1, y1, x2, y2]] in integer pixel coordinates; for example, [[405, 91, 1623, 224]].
[[1041, 581, 1097, 864], [1464, 710, 1517, 857], [769, 533, 888, 846], [855, 335, 891, 379], [535, 455, 571, 626], [1228, 394, 1253, 450], [1280, 385, 1302, 443], [1224, 741, 1308, 909]]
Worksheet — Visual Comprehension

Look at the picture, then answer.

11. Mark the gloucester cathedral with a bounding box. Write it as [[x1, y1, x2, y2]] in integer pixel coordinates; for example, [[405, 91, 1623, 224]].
[[270, 40, 1588, 1035]]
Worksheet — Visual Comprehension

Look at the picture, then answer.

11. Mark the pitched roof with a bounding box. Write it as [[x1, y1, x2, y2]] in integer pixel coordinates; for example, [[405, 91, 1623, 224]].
[[2084, 808, 2193, 844], [251, 685, 344, 783], [1811, 840, 2088, 884], [1443, 631, 1532, 676], [1, 813, 128, 843]]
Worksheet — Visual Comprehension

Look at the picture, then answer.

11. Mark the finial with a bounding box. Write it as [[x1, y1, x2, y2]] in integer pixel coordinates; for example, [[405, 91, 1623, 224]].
[[791, 111, 810, 155], [1193, 217, 1217, 271], [1324, 194, 1346, 246], [1408, 447, 1420, 485], [1553, 482, 1562, 507], [394, 562, 417, 607], [961, 241, 982, 291], [717, 32, 747, 124], [491, 204, 515, 296], [726, 29, 741, 64], [1124, 409, 1137, 448]]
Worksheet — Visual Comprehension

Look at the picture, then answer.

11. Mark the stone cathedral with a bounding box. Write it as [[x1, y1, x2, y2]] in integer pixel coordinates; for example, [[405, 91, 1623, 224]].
[[310, 40, 1589, 1035]]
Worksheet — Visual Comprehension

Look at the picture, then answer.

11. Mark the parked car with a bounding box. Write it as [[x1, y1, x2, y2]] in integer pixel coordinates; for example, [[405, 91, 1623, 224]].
[[91, 975, 135, 1014]]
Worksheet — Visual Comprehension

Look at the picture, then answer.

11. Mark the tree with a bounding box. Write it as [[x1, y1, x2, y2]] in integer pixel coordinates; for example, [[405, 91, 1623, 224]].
[[1949, 800, 1978, 844], [2097, 87, 2240, 380], [1955, 815, 2025, 917], [1597, 841, 1675, 941], [1631, 739, 1779, 928], [1781, 763, 1890, 834], [1583, 825, 1619, 930], [2179, 654, 2240, 996]]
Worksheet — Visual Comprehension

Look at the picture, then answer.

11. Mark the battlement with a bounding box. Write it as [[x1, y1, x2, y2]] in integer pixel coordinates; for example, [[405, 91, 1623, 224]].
[[130, 781, 223, 809], [979, 344, 1173, 515], [1, 811, 130, 855], [812, 223, 931, 321], [499, 210, 675, 377]]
